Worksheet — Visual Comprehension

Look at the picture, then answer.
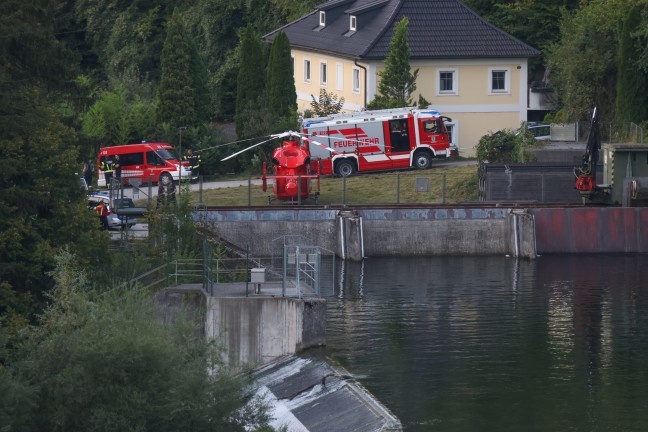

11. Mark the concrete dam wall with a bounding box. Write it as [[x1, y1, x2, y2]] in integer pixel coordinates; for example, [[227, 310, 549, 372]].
[[195, 206, 648, 258], [196, 207, 537, 259]]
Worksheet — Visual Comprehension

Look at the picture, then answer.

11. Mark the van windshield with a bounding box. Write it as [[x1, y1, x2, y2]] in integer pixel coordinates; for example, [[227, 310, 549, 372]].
[[156, 149, 177, 161]]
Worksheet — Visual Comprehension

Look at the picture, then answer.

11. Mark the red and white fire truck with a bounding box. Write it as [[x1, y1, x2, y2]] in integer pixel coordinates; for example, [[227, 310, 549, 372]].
[[302, 107, 454, 176]]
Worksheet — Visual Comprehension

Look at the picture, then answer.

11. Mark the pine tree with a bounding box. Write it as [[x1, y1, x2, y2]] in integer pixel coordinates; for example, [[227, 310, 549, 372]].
[[235, 26, 267, 138], [265, 31, 297, 130], [157, 9, 197, 127], [0, 0, 109, 323], [368, 17, 418, 109]]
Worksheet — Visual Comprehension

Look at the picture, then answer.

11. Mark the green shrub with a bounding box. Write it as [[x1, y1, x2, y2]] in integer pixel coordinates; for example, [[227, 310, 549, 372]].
[[476, 126, 536, 163]]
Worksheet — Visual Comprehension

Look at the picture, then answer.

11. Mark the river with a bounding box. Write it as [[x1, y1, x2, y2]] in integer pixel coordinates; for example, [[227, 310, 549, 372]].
[[318, 255, 648, 431]]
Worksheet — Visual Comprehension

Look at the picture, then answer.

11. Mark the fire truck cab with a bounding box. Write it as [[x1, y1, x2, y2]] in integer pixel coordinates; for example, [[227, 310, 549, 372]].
[[302, 107, 453, 176]]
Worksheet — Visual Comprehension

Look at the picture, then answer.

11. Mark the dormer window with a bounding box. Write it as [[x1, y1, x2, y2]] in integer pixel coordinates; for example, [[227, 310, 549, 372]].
[[349, 15, 357, 31], [319, 11, 326, 27]]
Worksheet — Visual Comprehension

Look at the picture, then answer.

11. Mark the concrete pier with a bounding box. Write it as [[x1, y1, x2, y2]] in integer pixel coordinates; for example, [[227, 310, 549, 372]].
[[207, 296, 326, 367]]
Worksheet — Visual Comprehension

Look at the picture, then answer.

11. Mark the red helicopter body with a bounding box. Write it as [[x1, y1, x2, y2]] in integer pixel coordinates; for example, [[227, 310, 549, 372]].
[[262, 138, 320, 203]]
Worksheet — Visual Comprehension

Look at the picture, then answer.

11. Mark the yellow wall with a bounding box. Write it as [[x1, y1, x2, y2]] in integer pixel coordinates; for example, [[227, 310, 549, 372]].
[[412, 60, 528, 157], [292, 49, 365, 113]]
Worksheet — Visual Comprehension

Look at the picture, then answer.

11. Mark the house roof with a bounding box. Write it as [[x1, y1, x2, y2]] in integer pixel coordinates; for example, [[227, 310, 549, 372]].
[[263, 0, 541, 60]]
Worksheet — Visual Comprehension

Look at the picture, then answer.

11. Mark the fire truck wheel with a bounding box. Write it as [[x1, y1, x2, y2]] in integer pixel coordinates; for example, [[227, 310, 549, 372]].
[[414, 152, 432, 170], [335, 160, 356, 177]]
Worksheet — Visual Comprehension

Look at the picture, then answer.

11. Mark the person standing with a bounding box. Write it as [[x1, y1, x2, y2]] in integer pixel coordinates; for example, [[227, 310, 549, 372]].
[[101, 157, 114, 188], [184, 149, 201, 183], [82, 159, 94, 188], [113, 154, 122, 182], [96, 201, 109, 230], [156, 176, 177, 208]]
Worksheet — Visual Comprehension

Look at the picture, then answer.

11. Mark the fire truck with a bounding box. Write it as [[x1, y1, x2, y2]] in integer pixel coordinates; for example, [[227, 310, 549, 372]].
[[301, 107, 454, 176]]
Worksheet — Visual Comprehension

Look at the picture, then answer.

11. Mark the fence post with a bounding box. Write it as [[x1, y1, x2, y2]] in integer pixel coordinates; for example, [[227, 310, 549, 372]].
[[396, 174, 400, 204], [296, 245, 301, 299], [298, 176, 302, 205], [245, 245, 250, 297], [248, 177, 252, 207], [442, 174, 446, 204], [282, 243, 287, 297], [198, 175, 203, 205], [315, 249, 321, 296], [342, 176, 347, 205]]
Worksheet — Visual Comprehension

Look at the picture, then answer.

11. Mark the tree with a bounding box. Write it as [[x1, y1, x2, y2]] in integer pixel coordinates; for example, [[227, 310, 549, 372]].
[[367, 17, 418, 109], [265, 31, 298, 131], [157, 9, 198, 128], [0, 0, 109, 324], [81, 86, 158, 147], [546, 4, 618, 123], [1, 250, 272, 431], [235, 26, 267, 138], [310, 89, 345, 116], [615, 5, 648, 125]]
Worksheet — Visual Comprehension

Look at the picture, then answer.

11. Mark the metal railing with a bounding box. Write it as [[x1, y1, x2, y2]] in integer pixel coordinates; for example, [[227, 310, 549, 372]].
[[193, 172, 456, 207]]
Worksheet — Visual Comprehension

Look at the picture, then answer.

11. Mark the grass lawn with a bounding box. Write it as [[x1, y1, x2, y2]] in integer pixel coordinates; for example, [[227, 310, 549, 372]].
[[193, 164, 479, 206]]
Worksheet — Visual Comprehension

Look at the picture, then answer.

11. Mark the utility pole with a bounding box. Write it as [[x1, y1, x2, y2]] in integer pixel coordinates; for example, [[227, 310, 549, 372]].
[[178, 126, 187, 192]]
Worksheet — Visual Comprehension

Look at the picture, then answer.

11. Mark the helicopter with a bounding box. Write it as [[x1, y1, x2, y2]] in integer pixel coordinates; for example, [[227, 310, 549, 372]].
[[222, 131, 327, 204]]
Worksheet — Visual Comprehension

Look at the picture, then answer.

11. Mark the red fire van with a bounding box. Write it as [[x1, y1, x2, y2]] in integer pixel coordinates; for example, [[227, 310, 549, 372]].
[[97, 142, 191, 187]]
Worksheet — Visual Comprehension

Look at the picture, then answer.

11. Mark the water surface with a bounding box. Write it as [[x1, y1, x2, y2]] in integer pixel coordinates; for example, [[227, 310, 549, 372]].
[[320, 255, 648, 431]]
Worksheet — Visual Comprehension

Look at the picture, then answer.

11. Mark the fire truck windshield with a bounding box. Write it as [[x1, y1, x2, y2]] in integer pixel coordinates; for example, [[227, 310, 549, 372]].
[[156, 149, 176, 160]]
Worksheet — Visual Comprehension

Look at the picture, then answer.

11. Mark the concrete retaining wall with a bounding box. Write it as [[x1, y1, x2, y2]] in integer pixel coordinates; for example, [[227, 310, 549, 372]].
[[197, 206, 648, 258], [206, 296, 326, 368], [197, 207, 530, 258]]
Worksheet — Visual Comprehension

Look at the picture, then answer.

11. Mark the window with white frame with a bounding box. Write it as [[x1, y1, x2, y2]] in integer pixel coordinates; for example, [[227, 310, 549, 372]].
[[320, 62, 327, 86], [350, 15, 357, 31], [336, 63, 343, 91], [489, 67, 510, 94], [319, 11, 326, 26], [304, 59, 311, 83], [437, 68, 458, 95], [352, 68, 360, 93]]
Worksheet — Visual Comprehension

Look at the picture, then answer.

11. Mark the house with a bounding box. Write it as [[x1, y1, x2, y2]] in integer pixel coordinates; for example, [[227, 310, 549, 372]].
[[263, 0, 541, 157]]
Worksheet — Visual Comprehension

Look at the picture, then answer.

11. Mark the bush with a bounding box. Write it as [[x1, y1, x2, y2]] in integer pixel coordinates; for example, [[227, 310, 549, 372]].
[[1, 250, 272, 431], [476, 127, 536, 164]]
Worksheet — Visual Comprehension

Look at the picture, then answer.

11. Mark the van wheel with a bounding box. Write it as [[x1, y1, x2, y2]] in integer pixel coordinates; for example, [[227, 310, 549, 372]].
[[336, 160, 356, 177], [159, 172, 173, 185], [414, 152, 432, 170]]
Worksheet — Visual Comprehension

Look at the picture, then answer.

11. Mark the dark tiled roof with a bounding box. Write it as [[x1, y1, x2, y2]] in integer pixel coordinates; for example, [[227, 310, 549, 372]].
[[264, 0, 541, 59], [346, 0, 391, 15], [316, 0, 355, 10]]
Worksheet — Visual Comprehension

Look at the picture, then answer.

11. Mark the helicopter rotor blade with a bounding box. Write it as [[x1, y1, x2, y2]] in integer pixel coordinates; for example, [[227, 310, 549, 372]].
[[220, 135, 277, 161], [221, 131, 305, 162]]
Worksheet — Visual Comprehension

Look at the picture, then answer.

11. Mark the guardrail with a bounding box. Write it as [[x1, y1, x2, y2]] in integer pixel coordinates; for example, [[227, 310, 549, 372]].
[[122, 257, 324, 299]]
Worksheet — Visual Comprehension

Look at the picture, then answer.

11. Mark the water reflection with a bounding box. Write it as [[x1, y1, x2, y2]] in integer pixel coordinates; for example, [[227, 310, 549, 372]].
[[321, 255, 648, 431]]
